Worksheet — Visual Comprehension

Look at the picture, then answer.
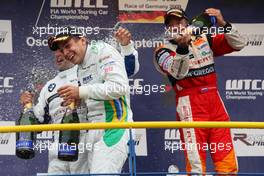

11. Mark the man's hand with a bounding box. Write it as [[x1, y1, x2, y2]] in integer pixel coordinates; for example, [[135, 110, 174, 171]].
[[61, 98, 82, 107], [20, 91, 34, 106], [205, 8, 226, 27], [57, 85, 79, 106], [114, 27, 131, 46]]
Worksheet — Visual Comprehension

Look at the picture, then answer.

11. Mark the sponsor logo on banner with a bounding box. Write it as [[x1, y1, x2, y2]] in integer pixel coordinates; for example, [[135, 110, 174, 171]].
[[36, 131, 53, 141], [232, 129, 264, 156], [164, 129, 181, 153], [34, 131, 53, 154], [119, 0, 188, 11], [0, 20, 13, 53], [129, 78, 167, 95], [118, 0, 188, 23], [225, 79, 264, 100], [134, 129, 148, 156], [49, 0, 109, 21], [0, 76, 14, 94], [0, 121, 15, 155], [225, 24, 264, 56], [0, 31, 7, 43]]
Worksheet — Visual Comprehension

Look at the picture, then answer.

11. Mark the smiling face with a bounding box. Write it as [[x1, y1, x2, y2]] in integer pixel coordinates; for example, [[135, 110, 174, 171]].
[[57, 37, 87, 65], [54, 49, 74, 71]]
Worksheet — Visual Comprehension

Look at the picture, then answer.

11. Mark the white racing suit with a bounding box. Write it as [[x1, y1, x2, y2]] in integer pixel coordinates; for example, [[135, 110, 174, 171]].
[[33, 42, 139, 174], [78, 41, 133, 174], [33, 66, 90, 174]]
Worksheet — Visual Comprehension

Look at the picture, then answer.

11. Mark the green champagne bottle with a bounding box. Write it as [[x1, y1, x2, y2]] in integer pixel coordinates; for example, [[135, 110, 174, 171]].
[[189, 12, 217, 35], [58, 102, 80, 161], [16, 103, 39, 159]]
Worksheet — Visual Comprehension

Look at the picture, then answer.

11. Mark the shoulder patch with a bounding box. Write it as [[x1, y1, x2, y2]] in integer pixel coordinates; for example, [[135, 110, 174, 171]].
[[193, 37, 206, 46], [48, 83, 56, 92], [99, 55, 111, 63]]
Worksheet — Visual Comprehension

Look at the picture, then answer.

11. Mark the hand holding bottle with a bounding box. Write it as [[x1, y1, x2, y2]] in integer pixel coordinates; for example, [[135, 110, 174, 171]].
[[20, 91, 34, 106], [58, 85, 79, 106], [205, 8, 226, 27]]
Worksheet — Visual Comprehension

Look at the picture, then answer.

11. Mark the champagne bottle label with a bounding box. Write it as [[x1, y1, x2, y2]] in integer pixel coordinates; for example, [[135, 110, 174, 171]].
[[16, 140, 33, 149], [58, 143, 78, 156]]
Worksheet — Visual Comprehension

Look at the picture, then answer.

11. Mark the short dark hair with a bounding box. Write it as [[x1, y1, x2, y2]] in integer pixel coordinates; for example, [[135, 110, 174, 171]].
[[164, 8, 188, 25], [48, 26, 84, 51]]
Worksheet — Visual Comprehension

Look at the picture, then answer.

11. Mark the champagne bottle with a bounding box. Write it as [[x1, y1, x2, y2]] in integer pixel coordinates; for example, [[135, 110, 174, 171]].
[[188, 12, 217, 35], [16, 103, 39, 159], [58, 102, 80, 161], [165, 11, 217, 40]]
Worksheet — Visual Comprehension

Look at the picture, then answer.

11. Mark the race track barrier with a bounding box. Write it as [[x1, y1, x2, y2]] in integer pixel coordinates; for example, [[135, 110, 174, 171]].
[[6, 121, 264, 176], [1, 121, 264, 133]]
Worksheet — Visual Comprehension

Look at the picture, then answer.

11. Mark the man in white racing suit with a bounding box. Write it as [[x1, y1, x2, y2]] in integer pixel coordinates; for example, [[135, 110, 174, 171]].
[[47, 26, 134, 174], [20, 27, 139, 174], [20, 50, 89, 174]]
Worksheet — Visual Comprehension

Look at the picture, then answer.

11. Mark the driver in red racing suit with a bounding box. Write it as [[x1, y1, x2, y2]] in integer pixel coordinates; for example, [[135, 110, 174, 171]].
[[154, 8, 246, 174]]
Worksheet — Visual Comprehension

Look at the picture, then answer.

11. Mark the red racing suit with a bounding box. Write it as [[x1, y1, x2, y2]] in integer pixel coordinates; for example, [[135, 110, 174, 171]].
[[154, 23, 245, 174]]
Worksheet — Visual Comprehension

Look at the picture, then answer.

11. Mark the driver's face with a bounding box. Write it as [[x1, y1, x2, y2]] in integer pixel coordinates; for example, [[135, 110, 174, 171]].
[[166, 17, 189, 35], [58, 37, 87, 65], [54, 49, 74, 71]]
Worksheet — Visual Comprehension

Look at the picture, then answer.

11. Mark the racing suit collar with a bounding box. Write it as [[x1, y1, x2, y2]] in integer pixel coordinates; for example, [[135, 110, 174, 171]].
[[169, 39, 178, 45], [80, 45, 91, 68], [58, 65, 76, 78]]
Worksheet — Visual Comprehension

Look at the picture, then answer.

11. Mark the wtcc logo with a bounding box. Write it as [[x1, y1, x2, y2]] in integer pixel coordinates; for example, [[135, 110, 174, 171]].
[[226, 79, 264, 90], [48, 0, 109, 21], [0, 76, 14, 94], [164, 129, 180, 140], [225, 79, 264, 100], [50, 0, 108, 8]]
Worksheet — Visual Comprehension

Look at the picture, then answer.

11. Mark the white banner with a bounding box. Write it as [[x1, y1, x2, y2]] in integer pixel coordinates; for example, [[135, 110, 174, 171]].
[[226, 23, 264, 56], [135, 129, 148, 156], [0, 20, 13, 53], [232, 129, 264, 156], [0, 121, 15, 155], [119, 0, 188, 11]]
